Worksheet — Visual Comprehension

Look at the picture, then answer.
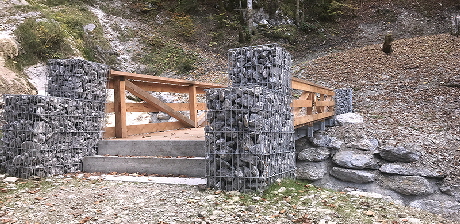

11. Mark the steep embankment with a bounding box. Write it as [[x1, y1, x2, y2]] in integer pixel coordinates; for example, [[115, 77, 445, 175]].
[[295, 34, 460, 185]]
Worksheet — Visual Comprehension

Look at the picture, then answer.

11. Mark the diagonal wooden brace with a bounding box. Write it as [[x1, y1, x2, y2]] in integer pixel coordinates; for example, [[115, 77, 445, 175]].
[[125, 80, 196, 128]]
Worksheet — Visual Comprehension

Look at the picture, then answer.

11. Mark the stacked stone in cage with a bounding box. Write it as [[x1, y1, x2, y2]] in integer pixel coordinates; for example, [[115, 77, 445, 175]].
[[228, 43, 292, 92], [206, 44, 295, 192], [0, 95, 105, 178], [47, 59, 108, 102]]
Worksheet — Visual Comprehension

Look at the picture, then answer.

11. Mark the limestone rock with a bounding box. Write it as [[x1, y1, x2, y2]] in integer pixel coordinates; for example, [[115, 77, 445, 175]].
[[297, 147, 330, 162], [379, 146, 420, 163], [379, 163, 445, 178], [330, 167, 377, 183], [335, 113, 363, 125], [309, 132, 332, 147], [296, 161, 328, 181], [383, 176, 434, 196], [409, 195, 460, 217], [352, 137, 379, 152], [157, 112, 172, 120], [332, 150, 379, 170], [440, 184, 460, 202]]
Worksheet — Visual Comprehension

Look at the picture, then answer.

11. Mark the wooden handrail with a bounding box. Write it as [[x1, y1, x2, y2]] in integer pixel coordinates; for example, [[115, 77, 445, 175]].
[[105, 70, 335, 138]]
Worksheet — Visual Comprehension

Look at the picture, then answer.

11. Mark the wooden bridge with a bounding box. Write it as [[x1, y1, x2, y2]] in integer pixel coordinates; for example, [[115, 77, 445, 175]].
[[83, 70, 335, 176], [104, 70, 335, 139]]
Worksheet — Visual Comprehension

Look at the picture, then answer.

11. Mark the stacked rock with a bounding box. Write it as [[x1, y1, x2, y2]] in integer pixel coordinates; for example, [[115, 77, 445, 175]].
[[0, 59, 108, 178], [206, 44, 295, 192], [334, 88, 353, 115], [48, 59, 108, 102]]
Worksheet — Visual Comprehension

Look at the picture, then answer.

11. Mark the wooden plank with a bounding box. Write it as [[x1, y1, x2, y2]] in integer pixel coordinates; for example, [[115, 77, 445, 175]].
[[125, 80, 196, 127], [292, 77, 334, 91], [197, 112, 207, 127], [292, 99, 313, 108], [292, 79, 335, 96], [111, 70, 227, 89], [106, 102, 207, 113], [104, 127, 115, 138], [189, 85, 197, 127], [315, 101, 335, 107], [114, 76, 127, 138], [294, 111, 334, 127], [126, 122, 186, 136]]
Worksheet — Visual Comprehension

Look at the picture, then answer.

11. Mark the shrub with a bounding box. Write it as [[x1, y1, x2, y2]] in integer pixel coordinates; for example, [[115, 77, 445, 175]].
[[14, 18, 73, 66]]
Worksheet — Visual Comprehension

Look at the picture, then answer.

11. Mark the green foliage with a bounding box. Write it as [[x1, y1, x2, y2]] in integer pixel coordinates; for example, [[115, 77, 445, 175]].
[[141, 37, 197, 75], [14, 18, 73, 67], [171, 14, 196, 39]]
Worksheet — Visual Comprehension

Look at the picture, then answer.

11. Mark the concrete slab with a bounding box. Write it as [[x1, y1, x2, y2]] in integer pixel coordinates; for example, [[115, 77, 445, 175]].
[[100, 175, 206, 185], [83, 156, 206, 177], [98, 140, 205, 157]]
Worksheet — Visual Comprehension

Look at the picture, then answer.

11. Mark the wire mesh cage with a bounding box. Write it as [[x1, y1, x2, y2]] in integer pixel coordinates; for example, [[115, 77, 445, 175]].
[[205, 87, 295, 192], [228, 43, 292, 92], [47, 59, 109, 102], [0, 95, 105, 178]]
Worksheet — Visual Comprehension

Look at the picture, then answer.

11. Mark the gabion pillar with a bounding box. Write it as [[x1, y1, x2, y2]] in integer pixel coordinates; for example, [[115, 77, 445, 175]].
[[206, 44, 295, 192], [0, 59, 108, 178], [334, 88, 353, 115]]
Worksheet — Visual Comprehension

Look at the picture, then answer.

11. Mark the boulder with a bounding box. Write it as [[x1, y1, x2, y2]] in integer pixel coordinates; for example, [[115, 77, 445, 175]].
[[383, 176, 434, 196], [296, 161, 328, 181], [330, 167, 377, 183], [410, 195, 460, 218], [379, 146, 420, 162], [297, 147, 330, 162], [332, 150, 379, 169], [440, 184, 460, 202], [308, 132, 343, 150], [351, 137, 379, 152], [335, 113, 363, 125], [379, 163, 445, 178]]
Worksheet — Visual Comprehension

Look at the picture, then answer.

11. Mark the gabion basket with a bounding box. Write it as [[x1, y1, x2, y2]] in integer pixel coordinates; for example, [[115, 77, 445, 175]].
[[0, 95, 105, 178]]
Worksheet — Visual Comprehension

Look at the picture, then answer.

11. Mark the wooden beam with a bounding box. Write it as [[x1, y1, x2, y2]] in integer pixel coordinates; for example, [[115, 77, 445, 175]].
[[126, 122, 186, 136], [189, 85, 198, 127], [125, 80, 196, 127], [294, 112, 334, 127], [113, 76, 127, 138], [103, 122, 187, 138], [106, 102, 207, 113], [197, 111, 207, 127], [111, 70, 227, 89], [315, 101, 335, 107], [292, 79, 335, 95]]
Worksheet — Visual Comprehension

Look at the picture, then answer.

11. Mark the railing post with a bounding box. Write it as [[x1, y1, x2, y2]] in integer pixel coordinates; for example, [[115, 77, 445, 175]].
[[114, 76, 127, 138], [189, 85, 197, 127]]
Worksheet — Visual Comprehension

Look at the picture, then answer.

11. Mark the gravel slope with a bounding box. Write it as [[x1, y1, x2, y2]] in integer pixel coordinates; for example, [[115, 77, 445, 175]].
[[294, 34, 460, 186]]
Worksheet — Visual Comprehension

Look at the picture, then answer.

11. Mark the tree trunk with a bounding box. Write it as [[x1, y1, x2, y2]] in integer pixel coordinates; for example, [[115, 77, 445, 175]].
[[247, 0, 253, 32]]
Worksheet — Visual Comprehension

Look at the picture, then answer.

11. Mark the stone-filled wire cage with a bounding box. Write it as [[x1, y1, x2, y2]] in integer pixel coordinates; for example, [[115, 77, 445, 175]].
[[206, 44, 296, 192], [228, 44, 292, 93], [0, 59, 108, 178]]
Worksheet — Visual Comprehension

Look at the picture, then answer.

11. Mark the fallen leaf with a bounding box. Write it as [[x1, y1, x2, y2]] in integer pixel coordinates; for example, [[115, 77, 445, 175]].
[[279, 209, 286, 214], [79, 216, 92, 223], [364, 210, 375, 216]]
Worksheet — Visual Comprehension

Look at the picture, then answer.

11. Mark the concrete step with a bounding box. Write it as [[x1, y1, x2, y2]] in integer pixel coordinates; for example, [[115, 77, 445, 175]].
[[82, 156, 206, 177], [98, 140, 205, 157]]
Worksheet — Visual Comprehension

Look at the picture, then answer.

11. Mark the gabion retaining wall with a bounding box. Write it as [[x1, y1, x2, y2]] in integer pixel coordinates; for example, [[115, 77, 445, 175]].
[[0, 59, 108, 178], [48, 59, 108, 102], [206, 44, 295, 192]]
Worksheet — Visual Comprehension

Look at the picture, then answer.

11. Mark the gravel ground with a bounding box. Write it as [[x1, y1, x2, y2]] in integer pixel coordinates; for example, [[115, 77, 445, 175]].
[[0, 175, 455, 224], [295, 34, 460, 186]]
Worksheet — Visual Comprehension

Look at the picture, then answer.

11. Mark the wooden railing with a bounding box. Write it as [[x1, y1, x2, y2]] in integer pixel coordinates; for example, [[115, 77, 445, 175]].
[[105, 71, 335, 138], [291, 77, 335, 128]]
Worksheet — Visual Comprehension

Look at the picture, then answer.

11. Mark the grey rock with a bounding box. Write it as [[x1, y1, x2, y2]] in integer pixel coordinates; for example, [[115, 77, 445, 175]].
[[157, 112, 172, 120], [335, 113, 363, 125], [352, 138, 379, 152], [332, 150, 379, 169], [296, 161, 328, 181], [440, 184, 460, 202], [330, 166, 377, 183], [409, 195, 460, 217], [297, 147, 330, 162], [383, 176, 434, 196], [379, 146, 420, 162], [379, 163, 445, 178], [83, 23, 96, 32], [309, 132, 332, 147]]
